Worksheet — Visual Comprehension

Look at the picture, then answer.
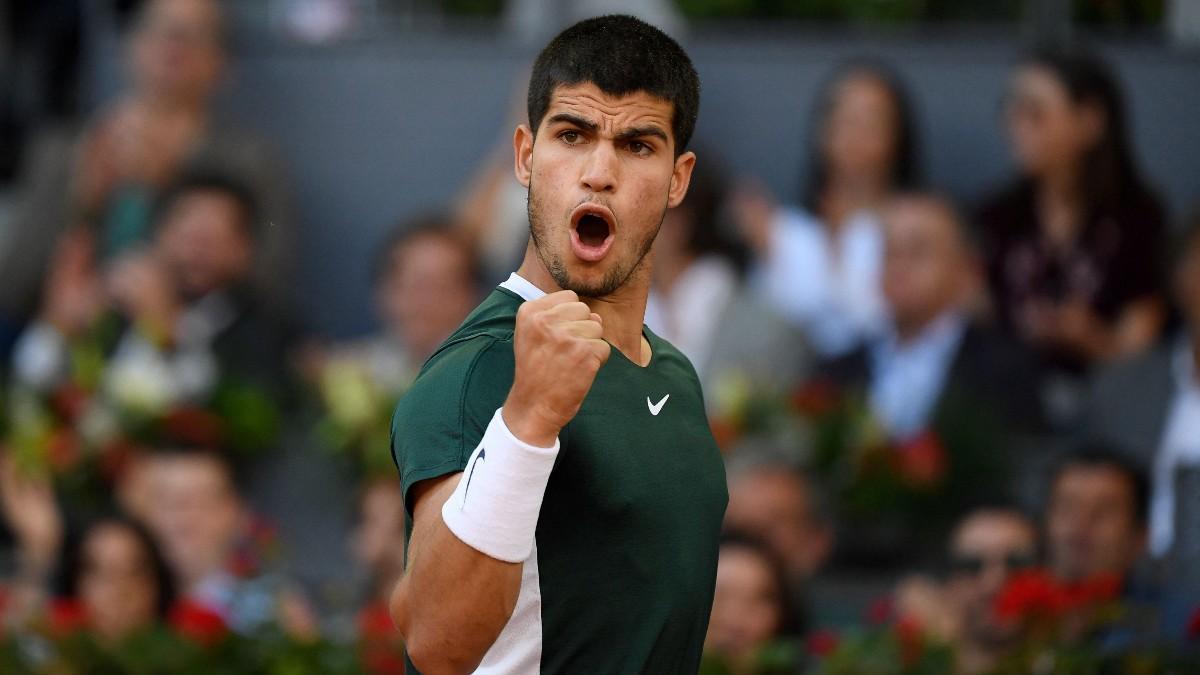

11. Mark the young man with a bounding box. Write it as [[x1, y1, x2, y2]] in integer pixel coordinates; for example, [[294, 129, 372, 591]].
[[390, 15, 727, 674]]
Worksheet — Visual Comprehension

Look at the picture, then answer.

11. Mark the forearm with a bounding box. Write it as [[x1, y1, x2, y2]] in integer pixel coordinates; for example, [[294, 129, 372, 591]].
[[393, 502, 523, 674], [393, 405, 561, 672]]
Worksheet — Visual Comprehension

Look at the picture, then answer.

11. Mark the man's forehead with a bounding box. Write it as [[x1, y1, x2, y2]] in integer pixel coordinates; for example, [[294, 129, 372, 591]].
[[545, 83, 673, 126]]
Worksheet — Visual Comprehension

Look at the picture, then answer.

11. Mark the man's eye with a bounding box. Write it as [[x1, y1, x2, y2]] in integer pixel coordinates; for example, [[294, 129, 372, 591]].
[[628, 141, 651, 155], [560, 130, 581, 144]]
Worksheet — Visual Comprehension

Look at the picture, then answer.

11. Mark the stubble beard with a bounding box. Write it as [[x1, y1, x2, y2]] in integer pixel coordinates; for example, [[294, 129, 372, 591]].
[[526, 178, 665, 299]]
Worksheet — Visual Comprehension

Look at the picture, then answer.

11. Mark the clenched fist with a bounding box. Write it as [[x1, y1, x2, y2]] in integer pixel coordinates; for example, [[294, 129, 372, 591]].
[[503, 290, 610, 446]]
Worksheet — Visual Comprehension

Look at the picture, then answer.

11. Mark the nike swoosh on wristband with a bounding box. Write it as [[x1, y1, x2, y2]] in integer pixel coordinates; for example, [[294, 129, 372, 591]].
[[647, 394, 669, 416], [462, 447, 486, 502]]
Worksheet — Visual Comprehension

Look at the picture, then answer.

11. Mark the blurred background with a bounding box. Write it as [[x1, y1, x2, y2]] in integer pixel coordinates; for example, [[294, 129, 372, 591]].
[[0, 0, 1199, 673]]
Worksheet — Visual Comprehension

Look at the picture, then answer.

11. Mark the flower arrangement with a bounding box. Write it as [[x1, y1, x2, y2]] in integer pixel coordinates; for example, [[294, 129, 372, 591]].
[[766, 599, 957, 675], [709, 376, 1003, 554], [985, 569, 1200, 675], [2, 318, 280, 509], [0, 594, 403, 674], [312, 357, 408, 478]]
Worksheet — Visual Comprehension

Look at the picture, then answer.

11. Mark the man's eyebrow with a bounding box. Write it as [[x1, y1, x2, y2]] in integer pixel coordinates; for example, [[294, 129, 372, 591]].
[[615, 125, 669, 143], [546, 112, 598, 131]]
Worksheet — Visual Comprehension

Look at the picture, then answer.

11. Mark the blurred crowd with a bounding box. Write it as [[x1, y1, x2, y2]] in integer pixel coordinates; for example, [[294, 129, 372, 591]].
[[1, 0, 1199, 673]]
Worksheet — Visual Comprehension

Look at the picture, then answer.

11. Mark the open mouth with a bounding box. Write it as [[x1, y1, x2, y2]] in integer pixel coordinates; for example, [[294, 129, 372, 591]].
[[569, 205, 616, 262]]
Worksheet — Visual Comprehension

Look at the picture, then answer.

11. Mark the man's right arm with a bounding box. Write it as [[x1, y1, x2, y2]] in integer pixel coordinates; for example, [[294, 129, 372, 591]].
[[391, 472, 523, 675], [390, 290, 610, 674]]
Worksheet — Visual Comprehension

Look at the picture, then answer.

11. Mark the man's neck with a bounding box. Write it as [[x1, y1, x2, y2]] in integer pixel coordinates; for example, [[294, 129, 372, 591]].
[[516, 247, 652, 366]]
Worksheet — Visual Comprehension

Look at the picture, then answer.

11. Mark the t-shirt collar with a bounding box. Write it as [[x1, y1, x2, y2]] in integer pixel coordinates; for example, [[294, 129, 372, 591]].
[[499, 272, 546, 302]]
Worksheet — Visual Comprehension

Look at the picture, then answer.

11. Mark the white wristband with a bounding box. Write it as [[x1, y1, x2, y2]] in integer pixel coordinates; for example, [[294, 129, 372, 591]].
[[441, 408, 560, 563]]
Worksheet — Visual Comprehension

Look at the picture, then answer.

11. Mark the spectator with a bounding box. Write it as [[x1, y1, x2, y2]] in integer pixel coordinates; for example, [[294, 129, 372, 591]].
[[978, 47, 1166, 383], [351, 479, 405, 618], [704, 532, 801, 675], [1039, 448, 1200, 646], [54, 514, 177, 642], [724, 454, 832, 631], [136, 443, 315, 637], [737, 60, 920, 357], [645, 151, 808, 391], [821, 192, 1042, 442], [310, 216, 480, 391], [941, 506, 1038, 674], [0, 456, 65, 629], [0, 0, 290, 334], [11, 169, 288, 412], [1086, 213, 1200, 562], [1044, 448, 1148, 584]]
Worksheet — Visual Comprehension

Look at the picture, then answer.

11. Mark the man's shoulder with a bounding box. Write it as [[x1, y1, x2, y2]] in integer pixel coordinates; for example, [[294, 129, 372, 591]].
[[394, 289, 521, 418]]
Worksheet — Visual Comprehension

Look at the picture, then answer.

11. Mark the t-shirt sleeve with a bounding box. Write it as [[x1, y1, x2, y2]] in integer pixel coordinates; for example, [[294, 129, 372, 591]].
[[390, 336, 515, 515]]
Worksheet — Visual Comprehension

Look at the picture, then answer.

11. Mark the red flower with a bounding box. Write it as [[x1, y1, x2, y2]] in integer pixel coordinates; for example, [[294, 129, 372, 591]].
[[168, 600, 228, 647], [358, 602, 396, 641], [1059, 574, 1122, 610], [46, 430, 82, 472], [892, 432, 947, 489], [50, 383, 90, 423], [362, 649, 406, 675], [894, 615, 925, 666], [359, 601, 404, 674], [1188, 606, 1200, 641], [160, 407, 227, 449], [792, 380, 840, 417], [46, 598, 90, 637], [994, 569, 1064, 622], [709, 418, 739, 452], [805, 628, 840, 657], [98, 438, 140, 482], [866, 597, 894, 626], [994, 569, 1122, 624]]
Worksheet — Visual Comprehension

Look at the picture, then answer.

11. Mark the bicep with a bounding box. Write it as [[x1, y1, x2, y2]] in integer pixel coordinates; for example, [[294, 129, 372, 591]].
[[405, 472, 462, 566]]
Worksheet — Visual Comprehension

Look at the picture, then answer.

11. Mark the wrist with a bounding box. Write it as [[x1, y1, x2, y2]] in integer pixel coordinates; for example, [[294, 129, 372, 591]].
[[501, 395, 561, 448]]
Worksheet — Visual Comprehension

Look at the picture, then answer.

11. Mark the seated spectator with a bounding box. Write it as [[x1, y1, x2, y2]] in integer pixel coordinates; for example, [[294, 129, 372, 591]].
[[305, 216, 480, 393], [0, 0, 290, 332], [1044, 448, 1147, 585], [646, 152, 808, 391], [821, 192, 1043, 442], [939, 505, 1038, 674], [978, 47, 1166, 386], [12, 169, 288, 412], [737, 60, 919, 357], [704, 532, 802, 675], [724, 454, 833, 631], [1086, 213, 1200, 565], [136, 444, 315, 637], [1037, 448, 1200, 647], [53, 514, 178, 643], [351, 479, 405, 617]]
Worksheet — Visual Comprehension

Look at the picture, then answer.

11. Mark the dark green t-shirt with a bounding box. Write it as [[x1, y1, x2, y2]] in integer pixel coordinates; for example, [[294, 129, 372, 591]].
[[392, 281, 728, 674]]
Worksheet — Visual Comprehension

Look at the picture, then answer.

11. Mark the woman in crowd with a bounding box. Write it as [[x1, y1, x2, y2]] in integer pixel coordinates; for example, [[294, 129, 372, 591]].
[[53, 514, 178, 642], [704, 532, 802, 674], [978, 48, 1166, 382], [739, 60, 921, 357]]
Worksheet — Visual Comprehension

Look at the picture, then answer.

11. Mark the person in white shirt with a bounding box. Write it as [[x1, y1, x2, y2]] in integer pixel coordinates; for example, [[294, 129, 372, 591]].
[[736, 60, 921, 357], [1087, 216, 1200, 562]]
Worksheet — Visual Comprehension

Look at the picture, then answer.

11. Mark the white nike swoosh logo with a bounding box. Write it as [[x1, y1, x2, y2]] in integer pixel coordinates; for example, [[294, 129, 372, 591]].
[[647, 394, 670, 416]]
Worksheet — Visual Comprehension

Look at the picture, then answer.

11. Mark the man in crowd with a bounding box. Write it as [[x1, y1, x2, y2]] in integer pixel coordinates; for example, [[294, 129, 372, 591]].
[[136, 444, 315, 637], [11, 169, 288, 411], [821, 192, 1042, 443], [1044, 448, 1148, 585], [1086, 213, 1200, 580], [0, 0, 289, 340], [943, 506, 1039, 674]]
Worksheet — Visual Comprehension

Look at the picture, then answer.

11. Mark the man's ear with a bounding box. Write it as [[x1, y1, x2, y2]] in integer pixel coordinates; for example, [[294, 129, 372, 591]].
[[667, 151, 696, 209], [513, 124, 534, 188]]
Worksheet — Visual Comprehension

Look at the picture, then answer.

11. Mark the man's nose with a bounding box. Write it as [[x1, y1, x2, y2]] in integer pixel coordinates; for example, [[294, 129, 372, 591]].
[[580, 143, 618, 193]]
